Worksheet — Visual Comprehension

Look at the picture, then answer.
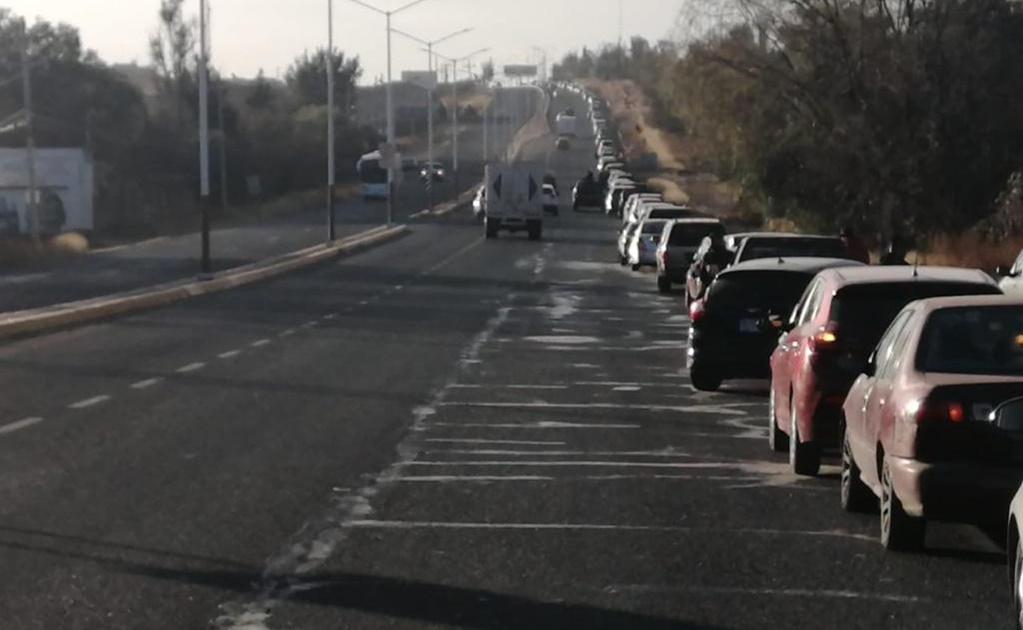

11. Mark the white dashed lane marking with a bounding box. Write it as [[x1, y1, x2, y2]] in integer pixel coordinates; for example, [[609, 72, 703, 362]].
[[131, 378, 163, 390], [176, 362, 206, 374], [280, 329, 296, 337], [218, 350, 242, 360], [0, 417, 43, 435], [69, 395, 111, 410], [251, 339, 271, 348]]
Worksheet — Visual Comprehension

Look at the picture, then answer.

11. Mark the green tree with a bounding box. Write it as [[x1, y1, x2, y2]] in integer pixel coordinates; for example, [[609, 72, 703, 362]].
[[246, 69, 275, 110], [148, 0, 195, 126], [285, 49, 361, 113]]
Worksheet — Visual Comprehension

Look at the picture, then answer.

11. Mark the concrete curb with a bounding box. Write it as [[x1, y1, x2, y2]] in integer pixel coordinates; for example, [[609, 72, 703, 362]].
[[0, 224, 409, 339]]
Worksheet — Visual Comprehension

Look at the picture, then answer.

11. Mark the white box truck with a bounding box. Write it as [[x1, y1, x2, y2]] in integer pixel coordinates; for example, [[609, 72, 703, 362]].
[[484, 163, 544, 241]]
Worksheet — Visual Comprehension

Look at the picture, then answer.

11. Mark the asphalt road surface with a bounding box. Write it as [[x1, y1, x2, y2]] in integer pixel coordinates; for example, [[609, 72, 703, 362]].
[[0, 90, 1011, 629], [0, 87, 543, 314]]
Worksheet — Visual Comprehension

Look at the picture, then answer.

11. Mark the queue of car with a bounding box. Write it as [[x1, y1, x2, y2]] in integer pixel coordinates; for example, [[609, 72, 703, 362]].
[[571, 83, 1023, 627]]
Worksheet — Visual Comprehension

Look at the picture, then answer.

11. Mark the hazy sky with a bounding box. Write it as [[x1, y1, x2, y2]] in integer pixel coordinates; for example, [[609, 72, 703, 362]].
[[11, 0, 684, 83]]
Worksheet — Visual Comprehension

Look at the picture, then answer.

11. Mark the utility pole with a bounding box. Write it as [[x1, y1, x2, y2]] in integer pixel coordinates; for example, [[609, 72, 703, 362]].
[[198, 0, 211, 275], [217, 79, 228, 212], [21, 23, 39, 249], [426, 42, 434, 212], [326, 0, 336, 241], [386, 13, 394, 226], [451, 60, 458, 198]]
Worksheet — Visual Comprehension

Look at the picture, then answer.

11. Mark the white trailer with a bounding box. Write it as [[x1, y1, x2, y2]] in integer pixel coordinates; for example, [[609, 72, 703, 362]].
[[0, 148, 93, 236], [484, 163, 544, 241]]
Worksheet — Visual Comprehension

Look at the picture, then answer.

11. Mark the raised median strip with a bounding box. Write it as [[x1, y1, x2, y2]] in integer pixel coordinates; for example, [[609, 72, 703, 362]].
[[0, 224, 409, 339]]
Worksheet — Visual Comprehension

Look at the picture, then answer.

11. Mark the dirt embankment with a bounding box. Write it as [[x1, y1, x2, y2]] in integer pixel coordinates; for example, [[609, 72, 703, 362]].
[[583, 79, 740, 219]]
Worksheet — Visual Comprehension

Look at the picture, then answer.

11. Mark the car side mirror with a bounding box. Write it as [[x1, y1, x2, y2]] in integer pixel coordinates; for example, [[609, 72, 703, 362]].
[[996, 265, 1018, 278], [862, 354, 877, 377], [760, 314, 788, 334], [991, 398, 1023, 431]]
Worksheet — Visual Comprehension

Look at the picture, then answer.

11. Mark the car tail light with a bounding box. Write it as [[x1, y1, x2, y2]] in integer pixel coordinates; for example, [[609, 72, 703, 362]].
[[660, 250, 668, 266], [689, 299, 707, 324], [808, 330, 839, 353], [906, 399, 966, 423]]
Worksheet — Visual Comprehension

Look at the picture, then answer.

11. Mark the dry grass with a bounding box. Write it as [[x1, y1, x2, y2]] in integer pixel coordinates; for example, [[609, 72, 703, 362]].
[[0, 232, 92, 267], [584, 78, 740, 217], [915, 233, 1023, 271]]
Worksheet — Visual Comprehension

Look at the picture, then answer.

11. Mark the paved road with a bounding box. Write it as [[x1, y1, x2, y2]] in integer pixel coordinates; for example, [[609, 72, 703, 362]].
[[0, 90, 1011, 629], [0, 87, 542, 315]]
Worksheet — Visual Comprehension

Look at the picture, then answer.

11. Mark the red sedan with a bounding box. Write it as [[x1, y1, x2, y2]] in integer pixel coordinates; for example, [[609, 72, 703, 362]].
[[769, 266, 1000, 475], [842, 295, 1023, 551]]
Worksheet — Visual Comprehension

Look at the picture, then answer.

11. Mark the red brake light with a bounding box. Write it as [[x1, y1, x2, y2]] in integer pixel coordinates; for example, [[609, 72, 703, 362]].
[[807, 330, 839, 353], [908, 399, 966, 423], [689, 299, 706, 323], [660, 250, 668, 266]]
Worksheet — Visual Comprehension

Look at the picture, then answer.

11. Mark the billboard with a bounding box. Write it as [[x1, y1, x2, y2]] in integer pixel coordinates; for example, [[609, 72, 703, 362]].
[[401, 70, 437, 90], [503, 65, 538, 78], [0, 149, 93, 235]]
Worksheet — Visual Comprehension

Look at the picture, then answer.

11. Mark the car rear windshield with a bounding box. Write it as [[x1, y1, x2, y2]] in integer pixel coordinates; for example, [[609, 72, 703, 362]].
[[740, 237, 848, 261], [831, 282, 1000, 350], [641, 221, 667, 235], [668, 223, 725, 246], [707, 271, 813, 316], [917, 306, 1023, 376]]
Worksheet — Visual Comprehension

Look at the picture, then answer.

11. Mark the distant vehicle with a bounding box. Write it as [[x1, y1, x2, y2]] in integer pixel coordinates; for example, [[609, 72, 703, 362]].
[[563, 107, 575, 117], [556, 113, 577, 137], [472, 185, 487, 220], [605, 181, 636, 216], [622, 193, 663, 225], [420, 161, 446, 183], [687, 257, 865, 391], [627, 219, 669, 271], [484, 163, 544, 241], [769, 266, 1001, 476], [724, 232, 757, 258], [634, 204, 707, 225], [843, 295, 1023, 551], [542, 183, 559, 216], [732, 233, 853, 265], [572, 175, 604, 212], [618, 223, 639, 266], [656, 219, 727, 294], [1006, 457, 1023, 624], [597, 158, 625, 174], [996, 249, 1023, 295], [556, 136, 571, 151], [685, 236, 734, 306], [356, 150, 390, 200], [400, 157, 419, 172]]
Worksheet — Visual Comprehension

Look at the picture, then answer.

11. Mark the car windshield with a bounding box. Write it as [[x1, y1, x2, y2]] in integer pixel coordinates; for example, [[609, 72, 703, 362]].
[[831, 282, 1000, 353], [740, 237, 848, 261], [707, 271, 814, 316], [668, 223, 724, 246], [917, 306, 1023, 376]]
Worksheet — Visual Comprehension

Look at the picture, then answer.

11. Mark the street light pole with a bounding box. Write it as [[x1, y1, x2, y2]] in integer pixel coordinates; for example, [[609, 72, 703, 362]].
[[348, 0, 433, 226], [198, 0, 211, 275], [20, 22, 39, 249], [326, 0, 336, 241]]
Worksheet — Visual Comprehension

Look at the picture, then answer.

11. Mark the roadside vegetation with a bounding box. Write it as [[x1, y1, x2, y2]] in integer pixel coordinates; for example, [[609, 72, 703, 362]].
[[554, 0, 1023, 263], [0, 1, 376, 249]]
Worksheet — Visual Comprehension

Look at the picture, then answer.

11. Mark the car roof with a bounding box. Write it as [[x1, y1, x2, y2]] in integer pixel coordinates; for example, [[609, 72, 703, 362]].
[[911, 294, 1023, 314], [666, 218, 723, 226], [740, 232, 839, 241], [815, 265, 996, 288], [720, 257, 865, 276]]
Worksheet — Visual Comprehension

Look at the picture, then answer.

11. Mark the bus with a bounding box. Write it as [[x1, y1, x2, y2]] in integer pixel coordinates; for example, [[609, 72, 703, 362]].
[[356, 150, 390, 200]]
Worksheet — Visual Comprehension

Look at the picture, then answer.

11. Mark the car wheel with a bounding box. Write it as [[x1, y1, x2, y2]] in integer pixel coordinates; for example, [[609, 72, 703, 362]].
[[841, 429, 876, 513], [880, 457, 926, 551], [657, 276, 672, 294], [690, 366, 722, 392], [1014, 536, 1023, 630], [631, 264, 641, 272], [789, 400, 821, 476], [768, 387, 789, 453]]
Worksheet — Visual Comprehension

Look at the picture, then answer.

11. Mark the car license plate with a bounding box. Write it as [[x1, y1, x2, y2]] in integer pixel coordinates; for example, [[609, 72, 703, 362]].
[[739, 319, 759, 333]]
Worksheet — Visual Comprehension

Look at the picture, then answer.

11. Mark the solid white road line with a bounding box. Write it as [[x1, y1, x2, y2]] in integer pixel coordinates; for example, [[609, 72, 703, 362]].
[[69, 395, 111, 410], [301, 321, 318, 328], [425, 438, 567, 446], [251, 339, 271, 348], [176, 362, 206, 374], [131, 378, 163, 389], [447, 384, 570, 390], [437, 402, 749, 415], [406, 460, 746, 469], [426, 421, 640, 429], [432, 449, 692, 457], [218, 350, 242, 360], [608, 585, 925, 604], [399, 475, 555, 482], [0, 417, 43, 435], [342, 520, 875, 541]]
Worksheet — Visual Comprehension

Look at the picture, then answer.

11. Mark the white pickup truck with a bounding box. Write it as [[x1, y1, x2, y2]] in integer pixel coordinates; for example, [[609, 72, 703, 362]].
[[484, 163, 544, 241]]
